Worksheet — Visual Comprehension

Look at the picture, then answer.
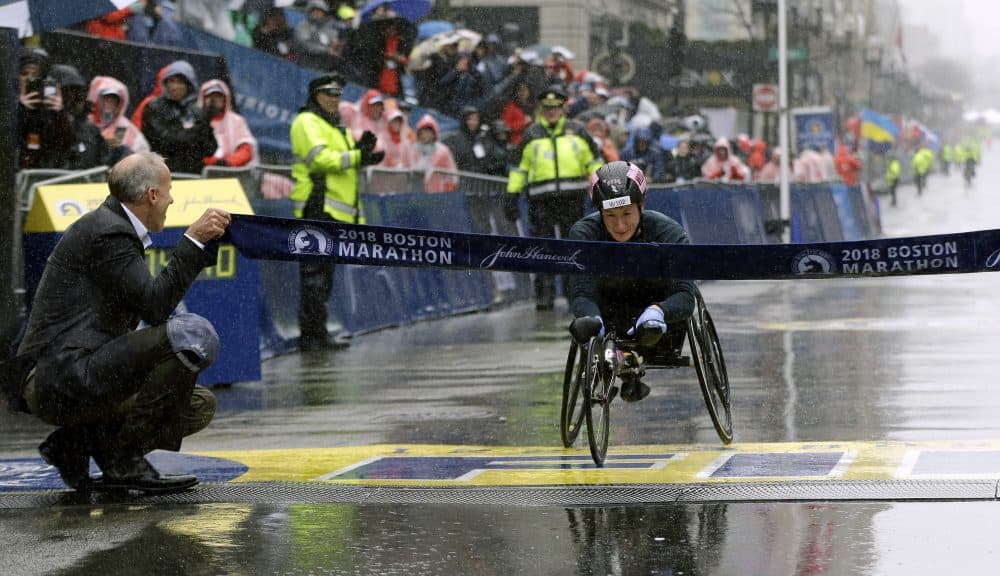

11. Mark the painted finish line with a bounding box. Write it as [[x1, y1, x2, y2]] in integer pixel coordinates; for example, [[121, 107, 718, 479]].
[[226, 214, 1000, 280], [9, 441, 1000, 491]]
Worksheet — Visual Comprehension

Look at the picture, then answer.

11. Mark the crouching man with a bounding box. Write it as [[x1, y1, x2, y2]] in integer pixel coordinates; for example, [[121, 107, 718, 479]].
[[6, 152, 230, 493]]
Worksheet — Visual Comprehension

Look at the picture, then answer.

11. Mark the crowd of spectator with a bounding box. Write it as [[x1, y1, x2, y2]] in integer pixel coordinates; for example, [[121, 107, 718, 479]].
[[17, 45, 258, 177], [15, 0, 867, 189]]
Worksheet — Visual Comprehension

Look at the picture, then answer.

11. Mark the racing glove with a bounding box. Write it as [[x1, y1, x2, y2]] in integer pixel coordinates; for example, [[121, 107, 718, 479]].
[[627, 305, 666, 337]]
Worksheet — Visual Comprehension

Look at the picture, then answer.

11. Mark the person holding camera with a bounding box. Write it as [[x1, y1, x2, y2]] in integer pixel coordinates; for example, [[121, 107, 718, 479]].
[[51, 64, 133, 170], [197, 79, 258, 169], [141, 60, 218, 175], [17, 47, 73, 170], [289, 74, 385, 351]]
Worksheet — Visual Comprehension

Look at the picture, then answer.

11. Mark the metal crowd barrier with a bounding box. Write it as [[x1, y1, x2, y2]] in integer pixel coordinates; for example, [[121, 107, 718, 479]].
[[12, 166, 111, 323], [363, 167, 424, 195]]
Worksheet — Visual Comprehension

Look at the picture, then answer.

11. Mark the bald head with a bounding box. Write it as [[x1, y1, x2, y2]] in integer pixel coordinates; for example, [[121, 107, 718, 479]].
[[109, 152, 168, 204]]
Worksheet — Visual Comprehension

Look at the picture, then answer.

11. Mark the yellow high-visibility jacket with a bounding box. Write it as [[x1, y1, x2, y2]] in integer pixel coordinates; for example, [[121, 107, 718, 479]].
[[290, 109, 365, 224], [507, 116, 602, 197]]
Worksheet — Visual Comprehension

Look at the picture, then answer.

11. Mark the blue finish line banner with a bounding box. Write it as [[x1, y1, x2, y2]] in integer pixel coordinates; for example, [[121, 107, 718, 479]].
[[227, 214, 1000, 281]]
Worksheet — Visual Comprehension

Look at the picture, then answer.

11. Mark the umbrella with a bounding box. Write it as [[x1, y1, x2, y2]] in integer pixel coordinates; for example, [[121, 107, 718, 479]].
[[0, 0, 133, 37], [417, 19, 453, 41], [359, 0, 431, 24], [521, 43, 553, 59], [407, 28, 482, 72]]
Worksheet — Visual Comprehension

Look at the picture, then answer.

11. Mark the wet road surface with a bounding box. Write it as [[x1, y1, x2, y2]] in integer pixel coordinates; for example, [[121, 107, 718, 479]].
[[3, 150, 1000, 574]]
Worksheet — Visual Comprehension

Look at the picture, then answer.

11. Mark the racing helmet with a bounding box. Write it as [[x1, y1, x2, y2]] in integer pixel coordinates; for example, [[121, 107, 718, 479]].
[[589, 161, 648, 211]]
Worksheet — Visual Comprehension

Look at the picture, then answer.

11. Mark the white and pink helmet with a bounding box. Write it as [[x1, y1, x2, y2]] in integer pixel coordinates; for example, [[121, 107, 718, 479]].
[[589, 161, 648, 211]]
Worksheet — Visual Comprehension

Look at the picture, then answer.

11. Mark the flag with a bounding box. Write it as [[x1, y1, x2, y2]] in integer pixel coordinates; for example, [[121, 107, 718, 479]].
[[860, 108, 899, 152]]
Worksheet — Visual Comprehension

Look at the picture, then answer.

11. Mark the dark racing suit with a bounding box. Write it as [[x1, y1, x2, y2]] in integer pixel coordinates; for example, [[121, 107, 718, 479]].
[[567, 210, 696, 356]]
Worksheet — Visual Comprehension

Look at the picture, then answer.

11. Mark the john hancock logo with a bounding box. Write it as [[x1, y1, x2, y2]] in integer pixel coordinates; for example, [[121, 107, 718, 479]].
[[791, 249, 835, 275], [480, 243, 585, 271], [288, 226, 334, 256]]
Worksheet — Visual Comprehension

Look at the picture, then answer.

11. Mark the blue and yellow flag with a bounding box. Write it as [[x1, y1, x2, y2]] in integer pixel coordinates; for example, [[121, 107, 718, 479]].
[[860, 108, 899, 152]]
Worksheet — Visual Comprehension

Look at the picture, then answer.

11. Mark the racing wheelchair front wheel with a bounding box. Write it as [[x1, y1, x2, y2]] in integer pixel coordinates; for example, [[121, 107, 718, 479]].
[[561, 341, 587, 447], [584, 335, 613, 467], [687, 294, 734, 445]]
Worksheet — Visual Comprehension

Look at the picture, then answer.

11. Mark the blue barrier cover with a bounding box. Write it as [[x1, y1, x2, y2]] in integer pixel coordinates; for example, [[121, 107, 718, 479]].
[[250, 193, 492, 344], [791, 184, 844, 243], [228, 213, 1000, 280], [829, 183, 864, 241], [644, 184, 769, 244]]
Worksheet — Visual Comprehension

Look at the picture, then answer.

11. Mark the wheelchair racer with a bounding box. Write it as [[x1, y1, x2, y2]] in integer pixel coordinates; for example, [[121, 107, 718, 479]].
[[567, 161, 696, 402]]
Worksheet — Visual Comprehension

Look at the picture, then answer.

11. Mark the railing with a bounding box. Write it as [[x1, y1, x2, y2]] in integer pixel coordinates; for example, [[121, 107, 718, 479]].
[[12, 166, 111, 319]]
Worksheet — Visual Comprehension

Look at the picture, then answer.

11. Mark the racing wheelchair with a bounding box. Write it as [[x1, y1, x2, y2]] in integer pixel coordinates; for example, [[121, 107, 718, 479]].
[[561, 288, 732, 466]]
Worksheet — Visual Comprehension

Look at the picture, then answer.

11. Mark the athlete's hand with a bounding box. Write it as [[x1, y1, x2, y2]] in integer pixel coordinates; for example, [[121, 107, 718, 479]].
[[569, 315, 604, 344], [627, 305, 666, 336]]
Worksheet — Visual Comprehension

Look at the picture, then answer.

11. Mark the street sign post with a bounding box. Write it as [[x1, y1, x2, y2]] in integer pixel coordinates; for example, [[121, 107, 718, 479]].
[[753, 83, 779, 112], [769, 47, 807, 61]]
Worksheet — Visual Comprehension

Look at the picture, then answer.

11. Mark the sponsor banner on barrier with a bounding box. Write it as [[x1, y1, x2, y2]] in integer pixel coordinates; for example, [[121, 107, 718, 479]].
[[227, 214, 1000, 280], [25, 179, 254, 232]]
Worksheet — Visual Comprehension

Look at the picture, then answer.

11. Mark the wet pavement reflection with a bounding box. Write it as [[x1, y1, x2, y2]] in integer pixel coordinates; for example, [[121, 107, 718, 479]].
[[5, 500, 1000, 575], [3, 152, 1000, 574]]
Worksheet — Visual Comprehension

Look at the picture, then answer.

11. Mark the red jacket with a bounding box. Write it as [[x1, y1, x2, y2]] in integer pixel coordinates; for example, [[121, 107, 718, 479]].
[[85, 7, 134, 41], [834, 145, 863, 186]]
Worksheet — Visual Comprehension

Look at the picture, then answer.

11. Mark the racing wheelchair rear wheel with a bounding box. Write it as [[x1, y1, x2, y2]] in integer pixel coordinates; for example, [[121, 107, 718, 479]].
[[584, 336, 613, 466], [561, 341, 587, 447], [687, 293, 734, 445]]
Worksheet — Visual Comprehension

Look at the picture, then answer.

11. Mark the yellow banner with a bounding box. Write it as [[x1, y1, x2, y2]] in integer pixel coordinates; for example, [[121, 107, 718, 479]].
[[24, 178, 254, 233]]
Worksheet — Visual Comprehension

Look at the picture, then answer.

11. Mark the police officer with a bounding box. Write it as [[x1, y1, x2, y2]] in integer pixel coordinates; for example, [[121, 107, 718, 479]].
[[290, 74, 384, 351], [504, 87, 602, 310]]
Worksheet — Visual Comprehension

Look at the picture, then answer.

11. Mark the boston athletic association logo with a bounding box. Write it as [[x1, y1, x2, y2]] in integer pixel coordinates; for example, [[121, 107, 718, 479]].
[[791, 249, 835, 275], [288, 226, 334, 256]]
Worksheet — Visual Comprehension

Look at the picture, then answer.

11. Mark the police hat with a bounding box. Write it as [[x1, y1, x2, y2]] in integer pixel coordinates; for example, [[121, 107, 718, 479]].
[[539, 87, 567, 107], [309, 74, 344, 96]]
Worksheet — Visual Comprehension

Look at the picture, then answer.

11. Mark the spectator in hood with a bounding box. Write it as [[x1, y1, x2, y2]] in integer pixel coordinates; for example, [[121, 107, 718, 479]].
[[132, 64, 170, 131], [438, 49, 483, 118], [17, 47, 73, 170], [88, 75, 150, 156], [197, 79, 259, 168], [339, 98, 361, 139], [51, 64, 131, 170], [141, 60, 218, 174], [701, 137, 748, 181], [475, 34, 508, 94], [620, 127, 664, 181], [501, 78, 535, 145], [253, 7, 296, 61], [293, 0, 350, 73], [357, 90, 388, 136], [379, 109, 415, 168], [834, 143, 863, 186], [407, 114, 458, 193], [444, 105, 489, 173], [747, 139, 768, 181], [757, 147, 782, 183], [795, 146, 827, 182]]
